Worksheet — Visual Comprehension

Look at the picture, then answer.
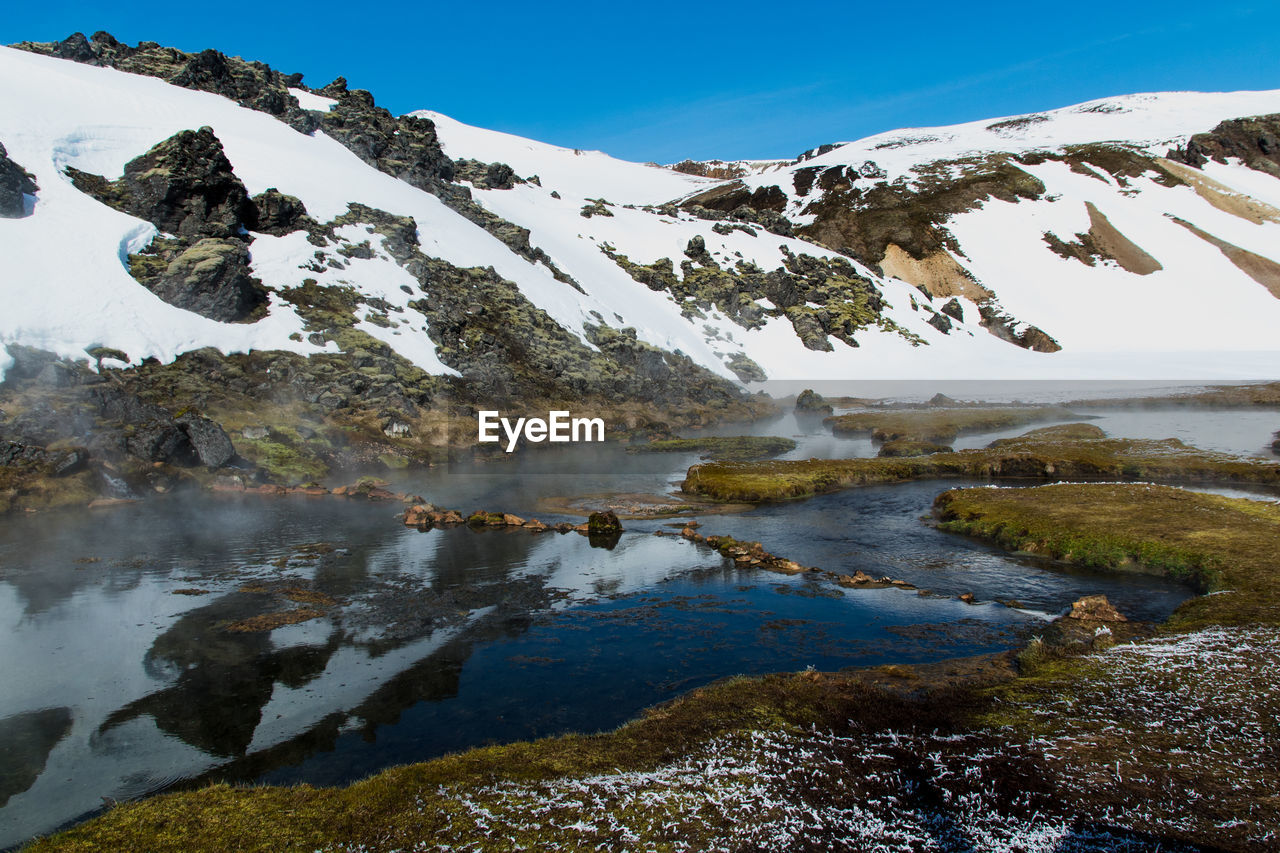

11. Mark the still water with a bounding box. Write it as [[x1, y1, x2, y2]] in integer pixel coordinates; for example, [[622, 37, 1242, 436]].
[[0, 398, 1273, 847]]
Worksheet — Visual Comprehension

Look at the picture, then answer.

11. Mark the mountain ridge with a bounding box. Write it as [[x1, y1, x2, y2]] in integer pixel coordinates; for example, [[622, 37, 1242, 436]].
[[2, 32, 1280, 507]]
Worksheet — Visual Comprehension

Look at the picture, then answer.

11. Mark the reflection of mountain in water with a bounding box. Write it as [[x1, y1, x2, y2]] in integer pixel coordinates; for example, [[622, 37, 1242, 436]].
[[95, 594, 341, 758], [93, 527, 556, 773], [0, 707, 73, 808]]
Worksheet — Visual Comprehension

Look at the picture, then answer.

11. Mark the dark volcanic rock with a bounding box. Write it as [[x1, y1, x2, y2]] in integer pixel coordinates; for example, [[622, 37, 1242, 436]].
[[91, 386, 227, 467], [1169, 114, 1280, 178], [453, 159, 520, 190], [126, 420, 197, 465], [14, 32, 319, 133], [144, 238, 266, 322], [176, 413, 236, 467], [117, 127, 253, 239], [249, 188, 311, 235], [940, 298, 964, 323], [0, 142, 38, 218]]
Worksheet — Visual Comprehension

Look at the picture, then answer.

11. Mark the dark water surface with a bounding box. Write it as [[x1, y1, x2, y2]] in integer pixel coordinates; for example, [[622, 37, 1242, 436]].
[[1, 400, 1272, 847]]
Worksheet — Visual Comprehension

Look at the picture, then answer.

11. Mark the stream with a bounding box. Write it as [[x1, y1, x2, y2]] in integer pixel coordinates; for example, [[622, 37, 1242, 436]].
[[0, 390, 1275, 848]]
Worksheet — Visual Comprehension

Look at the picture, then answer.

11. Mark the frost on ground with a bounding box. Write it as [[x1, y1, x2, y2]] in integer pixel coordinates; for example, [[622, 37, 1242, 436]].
[[1006, 626, 1280, 850], [325, 626, 1276, 852]]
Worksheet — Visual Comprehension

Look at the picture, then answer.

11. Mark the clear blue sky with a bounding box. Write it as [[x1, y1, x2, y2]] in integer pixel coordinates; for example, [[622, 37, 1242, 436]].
[[3, 2, 1278, 163]]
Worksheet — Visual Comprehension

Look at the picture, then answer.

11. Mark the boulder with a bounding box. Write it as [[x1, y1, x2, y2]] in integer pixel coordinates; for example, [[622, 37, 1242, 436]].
[[115, 127, 254, 239], [403, 505, 432, 527], [794, 388, 833, 414], [144, 238, 266, 322], [587, 510, 623, 535], [1066, 594, 1127, 622], [176, 413, 235, 467], [249, 188, 311, 235]]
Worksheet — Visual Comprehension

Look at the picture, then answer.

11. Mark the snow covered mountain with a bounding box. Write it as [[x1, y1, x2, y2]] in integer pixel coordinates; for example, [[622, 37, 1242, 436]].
[[4, 32, 1279, 395]]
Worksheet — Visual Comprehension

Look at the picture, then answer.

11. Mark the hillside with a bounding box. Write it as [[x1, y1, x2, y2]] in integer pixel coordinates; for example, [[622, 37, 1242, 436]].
[[2, 31, 1280, 505]]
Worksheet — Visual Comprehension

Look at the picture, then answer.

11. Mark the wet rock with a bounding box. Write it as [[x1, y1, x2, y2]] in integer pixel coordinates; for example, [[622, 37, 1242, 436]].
[[959, 592, 976, 604], [49, 448, 90, 477], [0, 142, 38, 218], [587, 510, 623, 535], [501, 513, 525, 526], [522, 519, 548, 531], [403, 504, 433, 527], [1066, 594, 1128, 622]]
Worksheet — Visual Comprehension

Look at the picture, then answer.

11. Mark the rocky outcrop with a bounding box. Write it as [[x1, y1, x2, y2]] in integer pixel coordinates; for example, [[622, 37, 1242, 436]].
[[248, 188, 312, 235], [66, 127, 271, 321], [678, 182, 796, 237], [13, 32, 319, 133], [796, 159, 1045, 269], [138, 238, 267, 322], [311, 203, 751, 407], [17, 33, 578, 294], [0, 142, 38, 218], [92, 385, 236, 467], [453, 159, 521, 190], [603, 244, 917, 351], [977, 306, 1062, 354], [70, 126, 253, 239], [1169, 114, 1280, 178]]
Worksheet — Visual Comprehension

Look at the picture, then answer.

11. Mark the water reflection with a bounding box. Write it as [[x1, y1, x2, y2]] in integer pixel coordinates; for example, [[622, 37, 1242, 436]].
[[2, 395, 1263, 847]]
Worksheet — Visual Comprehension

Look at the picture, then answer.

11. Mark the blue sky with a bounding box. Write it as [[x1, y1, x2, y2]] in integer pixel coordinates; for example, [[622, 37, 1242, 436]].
[[3, 2, 1278, 163]]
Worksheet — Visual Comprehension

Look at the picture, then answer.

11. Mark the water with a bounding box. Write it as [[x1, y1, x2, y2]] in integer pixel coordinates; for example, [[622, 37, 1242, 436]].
[[0, 398, 1273, 847]]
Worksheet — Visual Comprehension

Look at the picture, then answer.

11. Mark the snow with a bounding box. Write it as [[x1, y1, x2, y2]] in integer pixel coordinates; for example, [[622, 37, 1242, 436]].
[[287, 87, 337, 112], [415, 109, 716, 205], [739, 88, 1280, 189], [3, 44, 1280, 385]]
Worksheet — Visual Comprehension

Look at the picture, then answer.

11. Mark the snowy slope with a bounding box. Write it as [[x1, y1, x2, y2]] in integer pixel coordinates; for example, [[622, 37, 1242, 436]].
[[2, 42, 1280, 383], [426, 91, 1280, 378], [735, 90, 1280, 190]]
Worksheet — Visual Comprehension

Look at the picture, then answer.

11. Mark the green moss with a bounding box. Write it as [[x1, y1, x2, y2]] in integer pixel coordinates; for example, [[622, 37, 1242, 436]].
[[877, 439, 952, 457], [683, 429, 1280, 502], [23, 667, 983, 853], [934, 482, 1280, 628], [629, 435, 796, 460], [825, 407, 1081, 442], [235, 437, 327, 485]]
